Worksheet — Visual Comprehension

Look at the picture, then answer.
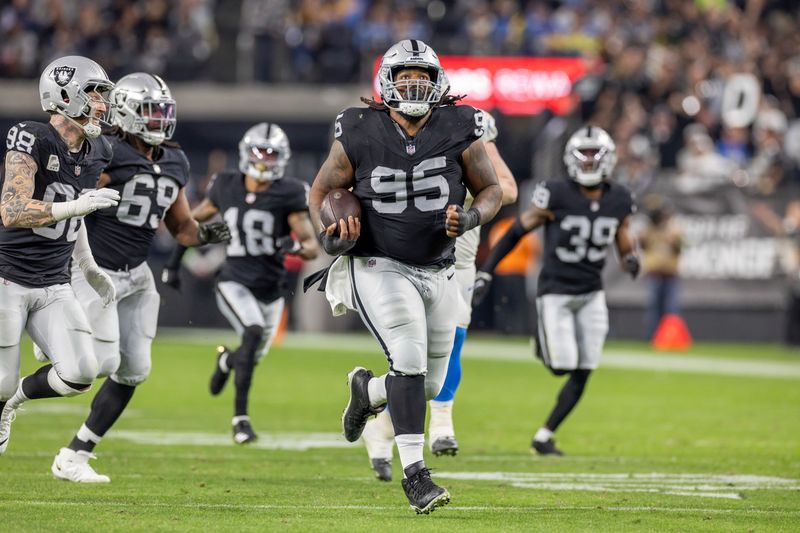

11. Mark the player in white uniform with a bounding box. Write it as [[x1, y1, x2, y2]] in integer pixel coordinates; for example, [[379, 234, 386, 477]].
[[360, 110, 518, 481]]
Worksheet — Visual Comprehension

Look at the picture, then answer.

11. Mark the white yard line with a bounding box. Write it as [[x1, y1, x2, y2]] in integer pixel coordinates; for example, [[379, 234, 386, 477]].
[[2, 499, 798, 515], [157, 330, 800, 379]]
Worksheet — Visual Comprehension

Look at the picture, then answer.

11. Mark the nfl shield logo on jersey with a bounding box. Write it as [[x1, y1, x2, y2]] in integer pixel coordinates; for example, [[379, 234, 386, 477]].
[[406, 143, 416, 156]]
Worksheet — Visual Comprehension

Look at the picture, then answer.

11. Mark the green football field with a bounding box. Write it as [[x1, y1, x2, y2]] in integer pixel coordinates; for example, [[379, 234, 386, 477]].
[[1, 331, 799, 532]]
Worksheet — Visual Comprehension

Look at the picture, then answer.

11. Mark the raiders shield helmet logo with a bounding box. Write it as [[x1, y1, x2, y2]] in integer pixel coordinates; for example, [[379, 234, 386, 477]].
[[53, 66, 76, 87]]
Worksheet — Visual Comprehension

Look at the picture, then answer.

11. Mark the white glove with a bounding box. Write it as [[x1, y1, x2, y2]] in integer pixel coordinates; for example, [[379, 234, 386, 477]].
[[82, 262, 116, 307], [72, 222, 116, 307], [52, 188, 121, 221]]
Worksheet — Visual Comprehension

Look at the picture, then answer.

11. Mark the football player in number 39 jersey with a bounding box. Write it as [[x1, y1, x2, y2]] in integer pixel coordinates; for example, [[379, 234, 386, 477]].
[[473, 125, 639, 456], [0, 56, 120, 458], [308, 39, 502, 514], [43, 72, 231, 483]]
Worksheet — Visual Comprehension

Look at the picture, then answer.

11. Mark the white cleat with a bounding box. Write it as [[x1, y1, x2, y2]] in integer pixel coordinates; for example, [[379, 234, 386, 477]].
[[0, 402, 17, 455], [52, 447, 110, 483]]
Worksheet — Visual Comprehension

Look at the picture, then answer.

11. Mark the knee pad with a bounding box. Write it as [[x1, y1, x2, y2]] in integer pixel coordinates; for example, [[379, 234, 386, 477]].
[[47, 367, 92, 397], [112, 352, 152, 387], [424, 379, 443, 401], [0, 375, 18, 401], [94, 340, 121, 378]]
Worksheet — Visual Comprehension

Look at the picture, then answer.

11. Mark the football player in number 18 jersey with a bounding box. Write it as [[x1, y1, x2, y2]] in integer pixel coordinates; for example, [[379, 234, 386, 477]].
[[308, 39, 502, 514], [473, 125, 639, 456], [0, 56, 120, 458], [47, 72, 231, 483], [162, 122, 319, 445]]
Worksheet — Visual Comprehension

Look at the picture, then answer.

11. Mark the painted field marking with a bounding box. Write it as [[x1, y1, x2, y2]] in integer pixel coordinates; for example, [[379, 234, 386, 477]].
[[156, 330, 800, 380], [436, 471, 800, 500], [3, 499, 799, 515], [110, 430, 358, 450]]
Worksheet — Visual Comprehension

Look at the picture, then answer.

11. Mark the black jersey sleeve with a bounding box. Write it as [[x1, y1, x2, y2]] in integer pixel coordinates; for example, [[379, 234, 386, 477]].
[[333, 107, 369, 169], [5, 122, 44, 163], [284, 178, 310, 213]]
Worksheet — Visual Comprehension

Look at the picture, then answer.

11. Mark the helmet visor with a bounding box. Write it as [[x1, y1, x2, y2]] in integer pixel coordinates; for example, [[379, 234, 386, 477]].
[[248, 146, 281, 172], [139, 100, 177, 138]]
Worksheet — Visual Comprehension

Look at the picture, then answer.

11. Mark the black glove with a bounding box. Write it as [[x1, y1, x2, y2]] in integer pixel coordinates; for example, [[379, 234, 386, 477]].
[[198, 222, 231, 244], [622, 254, 640, 279], [161, 267, 181, 291], [319, 231, 356, 256], [276, 235, 302, 255], [471, 271, 493, 306], [452, 206, 481, 236]]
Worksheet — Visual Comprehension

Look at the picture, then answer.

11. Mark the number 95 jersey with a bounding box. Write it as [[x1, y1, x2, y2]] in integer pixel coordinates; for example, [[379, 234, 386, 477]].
[[85, 135, 190, 271], [533, 179, 635, 296], [335, 105, 484, 268]]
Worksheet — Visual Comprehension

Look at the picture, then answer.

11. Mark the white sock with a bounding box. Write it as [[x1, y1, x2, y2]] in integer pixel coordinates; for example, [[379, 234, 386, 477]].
[[428, 400, 454, 440], [534, 427, 554, 443], [6, 383, 28, 410], [232, 415, 250, 425], [76, 424, 103, 446], [219, 352, 230, 372], [395, 433, 425, 473], [367, 374, 387, 408]]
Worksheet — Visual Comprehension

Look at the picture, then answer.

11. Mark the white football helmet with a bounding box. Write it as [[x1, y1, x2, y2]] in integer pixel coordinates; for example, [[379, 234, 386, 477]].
[[563, 125, 617, 187], [238, 123, 291, 182], [111, 73, 176, 146], [378, 39, 449, 117], [39, 55, 114, 139]]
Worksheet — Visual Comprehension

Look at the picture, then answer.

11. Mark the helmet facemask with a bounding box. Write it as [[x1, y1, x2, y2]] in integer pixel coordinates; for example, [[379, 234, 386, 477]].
[[378, 39, 449, 118], [39, 56, 115, 139], [563, 127, 617, 187], [111, 73, 177, 146], [238, 123, 291, 182]]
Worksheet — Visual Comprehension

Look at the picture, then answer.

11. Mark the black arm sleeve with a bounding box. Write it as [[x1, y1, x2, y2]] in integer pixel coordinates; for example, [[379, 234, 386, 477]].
[[479, 218, 529, 273], [165, 244, 189, 270]]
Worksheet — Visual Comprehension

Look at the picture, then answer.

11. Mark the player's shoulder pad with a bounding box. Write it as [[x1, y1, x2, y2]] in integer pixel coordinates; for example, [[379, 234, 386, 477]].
[[280, 176, 311, 205], [334, 106, 372, 140], [476, 109, 498, 143], [442, 104, 484, 141], [207, 170, 238, 192], [609, 181, 637, 213], [90, 134, 114, 161], [4, 121, 52, 159]]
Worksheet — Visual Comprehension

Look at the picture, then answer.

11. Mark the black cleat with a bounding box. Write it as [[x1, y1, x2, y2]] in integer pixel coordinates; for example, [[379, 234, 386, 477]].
[[531, 438, 564, 456], [401, 461, 450, 514], [233, 418, 258, 445], [371, 458, 392, 482], [431, 436, 459, 457], [341, 367, 381, 442], [209, 346, 232, 396]]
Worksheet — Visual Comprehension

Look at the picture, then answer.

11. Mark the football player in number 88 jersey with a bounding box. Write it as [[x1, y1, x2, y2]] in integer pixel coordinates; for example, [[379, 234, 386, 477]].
[[45, 72, 231, 483], [472, 125, 639, 456], [162, 122, 319, 445], [0, 56, 120, 459], [308, 39, 502, 514]]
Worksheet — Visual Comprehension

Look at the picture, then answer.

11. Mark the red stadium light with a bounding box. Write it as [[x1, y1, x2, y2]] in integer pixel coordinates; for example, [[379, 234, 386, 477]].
[[373, 56, 592, 116]]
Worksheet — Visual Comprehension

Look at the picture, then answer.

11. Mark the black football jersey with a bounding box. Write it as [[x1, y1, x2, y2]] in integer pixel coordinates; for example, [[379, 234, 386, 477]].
[[208, 171, 309, 302], [335, 105, 484, 267], [85, 135, 190, 270], [0, 121, 112, 287], [533, 179, 635, 296]]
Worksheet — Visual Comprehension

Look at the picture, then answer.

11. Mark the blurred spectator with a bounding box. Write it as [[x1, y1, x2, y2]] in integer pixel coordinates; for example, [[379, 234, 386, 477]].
[[639, 195, 683, 340], [675, 124, 738, 193]]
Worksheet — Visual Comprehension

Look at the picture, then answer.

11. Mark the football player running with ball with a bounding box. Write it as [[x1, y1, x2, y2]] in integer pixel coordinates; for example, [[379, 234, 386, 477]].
[[162, 122, 319, 445], [308, 39, 502, 514], [46, 72, 231, 482], [472, 126, 639, 456], [360, 109, 518, 482], [0, 57, 119, 458]]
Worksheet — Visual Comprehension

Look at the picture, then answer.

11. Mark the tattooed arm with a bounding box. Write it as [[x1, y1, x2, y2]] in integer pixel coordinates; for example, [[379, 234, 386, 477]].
[[309, 140, 355, 232], [0, 150, 55, 228]]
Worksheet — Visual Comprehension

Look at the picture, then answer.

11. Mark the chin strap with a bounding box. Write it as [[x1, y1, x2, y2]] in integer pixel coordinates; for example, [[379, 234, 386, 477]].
[[57, 109, 101, 139]]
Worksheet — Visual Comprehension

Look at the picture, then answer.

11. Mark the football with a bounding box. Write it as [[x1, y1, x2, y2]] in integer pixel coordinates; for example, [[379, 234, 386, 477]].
[[320, 188, 361, 228]]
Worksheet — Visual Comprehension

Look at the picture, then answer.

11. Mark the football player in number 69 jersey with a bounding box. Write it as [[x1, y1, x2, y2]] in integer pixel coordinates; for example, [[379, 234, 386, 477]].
[[162, 122, 319, 445], [0, 56, 120, 460], [308, 39, 502, 514], [45, 72, 231, 483], [472, 125, 639, 456]]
